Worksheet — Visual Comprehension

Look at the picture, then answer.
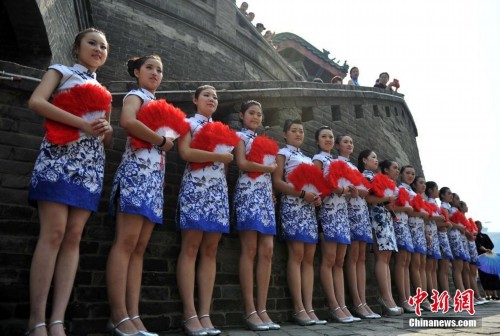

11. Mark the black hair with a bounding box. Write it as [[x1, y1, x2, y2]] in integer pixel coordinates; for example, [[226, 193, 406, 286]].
[[194, 85, 216, 99], [439, 187, 450, 201], [400, 165, 414, 174], [350, 67, 359, 75], [357, 149, 374, 172], [240, 100, 262, 113], [458, 200, 467, 212], [379, 72, 389, 78], [379, 160, 394, 175], [283, 119, 302, 133], [425, 181, 438, 197], [411, 175, 425, 192], [126, 55, 162, 78], [72, 28, 107, 60]]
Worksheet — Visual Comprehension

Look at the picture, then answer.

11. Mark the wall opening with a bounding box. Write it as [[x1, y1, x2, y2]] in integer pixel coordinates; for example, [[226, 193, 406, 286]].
[[385, 106, 391, 117], [331, 105, 341, 121], [301, 106, 314, 122], [373, 105, 380, 117], [355, 105, 363, 119]]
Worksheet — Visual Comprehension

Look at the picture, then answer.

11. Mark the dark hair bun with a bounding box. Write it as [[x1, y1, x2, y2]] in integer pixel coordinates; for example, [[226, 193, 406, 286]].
[[127, 57, 140, 77]]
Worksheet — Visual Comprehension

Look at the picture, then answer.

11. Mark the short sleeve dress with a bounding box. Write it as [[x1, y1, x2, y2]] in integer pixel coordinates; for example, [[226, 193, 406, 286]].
[[233, 128, 276, 235], [109, 88, 166, 224], [443, 202, 468, 261], [337, 156, 373, 243], [29, 64, 108, 211], [393, 186, 415, 252], [278, 145, 318, 243], [313, 152, 350, 245], [177, 114, 230, 233], [364, 170, 397, 251], [402, 183, 427, 255], [425, 197, 442, 260]]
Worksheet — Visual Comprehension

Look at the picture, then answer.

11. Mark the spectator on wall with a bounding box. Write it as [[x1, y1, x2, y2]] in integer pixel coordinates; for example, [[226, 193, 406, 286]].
[[347, 67, 360, 86], [263, 30, 275, 43], [256, 23, 266, 33], [331, 76, 343, 85], [247, 12, 255, 22], [239, 2, 248, 16], [374, 72, 395, 91]]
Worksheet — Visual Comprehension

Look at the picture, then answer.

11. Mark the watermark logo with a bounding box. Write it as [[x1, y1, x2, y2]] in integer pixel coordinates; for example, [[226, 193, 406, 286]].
[[408, 288, 475, 316]]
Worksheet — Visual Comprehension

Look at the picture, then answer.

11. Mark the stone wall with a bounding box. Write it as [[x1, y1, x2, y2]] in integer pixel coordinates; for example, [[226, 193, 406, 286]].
[[0, 60, 425, 335]]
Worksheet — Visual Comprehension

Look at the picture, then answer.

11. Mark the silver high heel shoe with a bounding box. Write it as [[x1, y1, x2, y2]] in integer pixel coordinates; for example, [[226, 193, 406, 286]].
[[183, 315, 208, 336], [292, 309, 315, 326], [362, 303, 381, 319], [401, 300, 416, 313], [307, 309, 328, 325], [243, 311, 269, 331], [329, 307, 353, 323], [377, 297, 403, 316], [25, 322, 46, 336], [257, 310, 280, 330], [107, 317, 142, 336], [130, 315, 159, 336], [341, 306, 360, 322], [199, 314, 221, 336]]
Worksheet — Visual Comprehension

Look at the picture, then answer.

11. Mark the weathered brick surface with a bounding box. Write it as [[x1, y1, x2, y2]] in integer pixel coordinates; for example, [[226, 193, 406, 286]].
[[0, 1, 428, 334]]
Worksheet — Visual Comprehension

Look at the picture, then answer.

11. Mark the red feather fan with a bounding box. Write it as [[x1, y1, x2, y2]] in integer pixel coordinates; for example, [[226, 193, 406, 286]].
[[468, 218, 478, 233], [426, 201, 439, 215], [326, 160, 355, 189], [370, 173, 396, 197], [46, 83, 112, 145], [350, 169, 372, 190], [410, 194, 427, 213], [450, 211, 469, 227], [440, 208, 450, 222], [396, 187, 411, 206], [246, 135, 279, 179], [287, 163, 331, 196], [130, 99, 190, 149], [190, 122, 240, 170]]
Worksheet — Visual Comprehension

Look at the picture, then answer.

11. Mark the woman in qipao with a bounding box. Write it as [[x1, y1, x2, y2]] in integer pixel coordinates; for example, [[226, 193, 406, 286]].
[[26, 28, 112, 336], [176, 85, 234, 336]]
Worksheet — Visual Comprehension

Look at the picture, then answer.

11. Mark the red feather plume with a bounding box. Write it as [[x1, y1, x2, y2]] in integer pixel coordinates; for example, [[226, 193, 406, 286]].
[[396, 187, 410, 206], [410, 194, 427, 213], [190, 122, 240, 170], [370, 173, 396, 197], [130, 99, 190, 149], [287, 163, 331, 196], [440, 208, 450, 222], [46, 83, 111, 145], [246, 135, 279, 179]]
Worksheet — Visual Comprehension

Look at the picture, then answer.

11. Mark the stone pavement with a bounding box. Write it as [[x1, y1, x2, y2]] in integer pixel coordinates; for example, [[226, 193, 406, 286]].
[[161, 301, 500, 336]]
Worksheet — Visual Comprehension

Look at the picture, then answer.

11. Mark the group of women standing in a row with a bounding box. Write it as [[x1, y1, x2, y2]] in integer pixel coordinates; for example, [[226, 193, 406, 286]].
[[24, 28, 483, 336]]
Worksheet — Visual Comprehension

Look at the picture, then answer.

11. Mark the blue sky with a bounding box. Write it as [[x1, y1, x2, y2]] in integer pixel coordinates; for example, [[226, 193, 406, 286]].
[[246, 0, 500, 231]]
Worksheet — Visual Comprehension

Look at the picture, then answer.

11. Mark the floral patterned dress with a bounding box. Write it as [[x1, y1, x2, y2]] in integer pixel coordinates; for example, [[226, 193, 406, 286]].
[[278, 145, 318, 243], [177, 114, 230, 233], [468, 239, 479, 265], [233, 128, 276, 235], [403, 183, 427, 255], [364, 170, 397, 251], [425, 197, 442, 260], [109, 88, 165, 224], [29, 64, 108, 211], [337, 157, 373, 243], [443, 202, 468, 261], [393, 186, 414, 253], [313, 152, 350, 245]]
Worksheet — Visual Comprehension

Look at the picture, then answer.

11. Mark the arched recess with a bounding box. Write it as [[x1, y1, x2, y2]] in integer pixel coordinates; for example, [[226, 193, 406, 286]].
[[0, 0, 51, 68]]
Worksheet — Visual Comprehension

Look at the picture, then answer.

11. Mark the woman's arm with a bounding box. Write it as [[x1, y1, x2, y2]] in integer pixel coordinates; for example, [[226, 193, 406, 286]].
[[120, 95, 173, 151], [29, 69, 104, 136], [177, 131, 233, 164], [272, 155, 319, 205], [235, 140, 276, 173]]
